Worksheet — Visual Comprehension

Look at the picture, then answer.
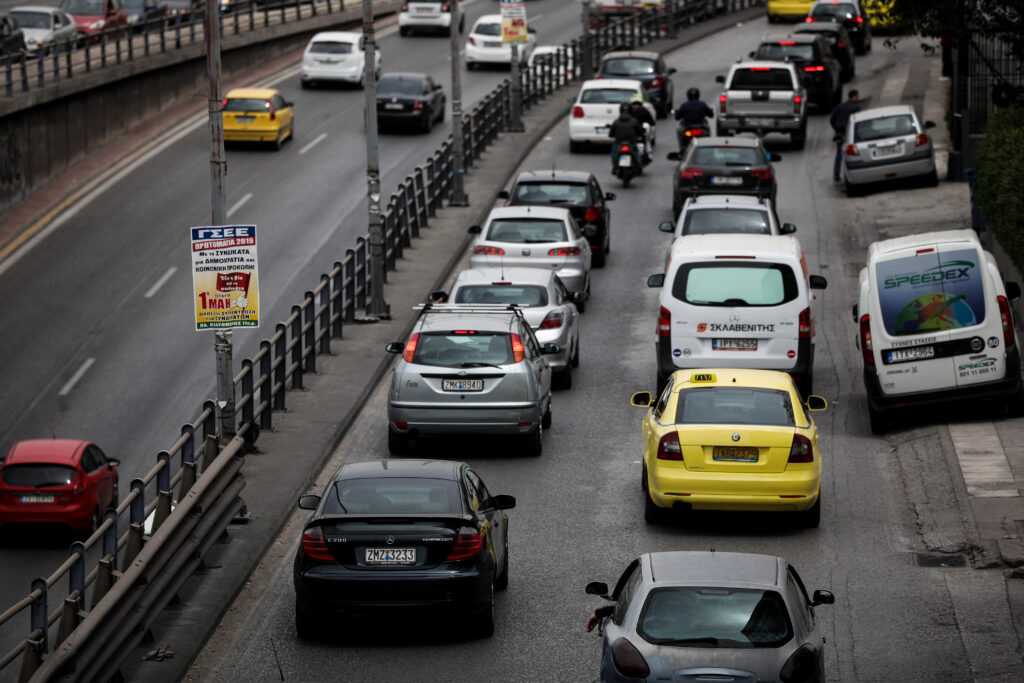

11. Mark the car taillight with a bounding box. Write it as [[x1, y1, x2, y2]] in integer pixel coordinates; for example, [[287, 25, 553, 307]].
[[611, 638, 650, 679], [221, 98, 228, 108], [685, 128, 704, 138], [793, 94, 802, 114], [572, 105, 584, 118], [680, 168, 704, 180], [854, 16, 864, 23], [788, 434, 813, 463], [400, 2, 408, 10], [916, 133, 929, 146], [859, 314, 874, 366], [657, 306, 670, 337], [799, 307, 812, 338], [584, 205, 600, 222], [510, 333, 526, 362], [441, 2, 451, 11], [751, 168, 773, 180], [657, 432, 682, 460], [467, 36, 476, 46], [803, 65, 826, 72], [805, 17, 817, 22], [403, 333, 419, 362], [719, 93, 727, 114], [838, 38, 847, 48], [267, 99, 275, 121], [473, 245, 505, 255], [845, 143, 859, 156], [446, 531, 482, 560], [779, 40, 796, 45], [413, 100, 424, 112], [548, 247, 581, 256], [998, 295, 1016, 347], [650, 75, 664, 89], [539, 311, 563, 330], [780, 644, 818, 682], [301, 527, 334, 561]]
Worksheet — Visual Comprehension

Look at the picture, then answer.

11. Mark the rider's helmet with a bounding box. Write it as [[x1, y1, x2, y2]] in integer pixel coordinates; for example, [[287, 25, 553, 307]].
[[687, 87, 700, 101], [619, 103, 630, 113], [629, 93, 645, 105]]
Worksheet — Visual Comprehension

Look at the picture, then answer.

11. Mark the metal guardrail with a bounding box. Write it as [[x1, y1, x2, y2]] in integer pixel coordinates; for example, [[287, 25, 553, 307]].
[[0, 1, 761, 680]]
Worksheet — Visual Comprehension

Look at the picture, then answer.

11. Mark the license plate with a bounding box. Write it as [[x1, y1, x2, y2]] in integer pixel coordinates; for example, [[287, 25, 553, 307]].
[[887, 346, 935, 363], [414, 6, 432, 12], [365, 547, 416, 565], [618, 154, 632, 167], [443, 379, 483, 391], [384, 103, 404, 110], [871, 144, 902, 159], [711, 176, 743, 186], [317, 58, 339, 64], [485, 41, 502, 48], [20, 495, 55, 503], [235, 116, 254, 123], [594, 126, 606, 133], [713, 446, 759, 462], [713, 338, 757, 351], [748, 117, 773, 127]]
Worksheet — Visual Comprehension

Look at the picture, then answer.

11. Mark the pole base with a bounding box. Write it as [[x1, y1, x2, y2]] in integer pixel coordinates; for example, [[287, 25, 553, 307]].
[[449, 190, 470, 207], [507, 123, 525, 133]]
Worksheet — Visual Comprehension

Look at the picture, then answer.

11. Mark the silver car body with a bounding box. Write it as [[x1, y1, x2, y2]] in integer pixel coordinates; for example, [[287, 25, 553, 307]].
[[469, 205, 593, 295], [10, 6, 77, 53], [841, 104, 935, 186], [300, 31, 381, 86], [448, 267, 580, 373], [593, 551, 830, 682]]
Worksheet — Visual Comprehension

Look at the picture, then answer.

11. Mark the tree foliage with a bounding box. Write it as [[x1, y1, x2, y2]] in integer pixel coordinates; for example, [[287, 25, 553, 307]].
[[976, 108, 1024, 273], [887, 0, 1024, 41]]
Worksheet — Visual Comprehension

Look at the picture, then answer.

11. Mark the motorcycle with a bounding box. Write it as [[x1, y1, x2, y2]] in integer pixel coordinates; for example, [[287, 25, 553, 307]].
[[677, 123, 710, 154], [613, 139, 641, 187]]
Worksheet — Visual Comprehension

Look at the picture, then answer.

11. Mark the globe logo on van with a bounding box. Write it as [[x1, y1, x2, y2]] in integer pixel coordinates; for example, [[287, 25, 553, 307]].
[[895, 293, 976, 333]]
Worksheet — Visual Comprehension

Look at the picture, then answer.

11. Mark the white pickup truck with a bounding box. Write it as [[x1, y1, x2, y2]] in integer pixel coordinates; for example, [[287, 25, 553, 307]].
[[714, 61, 808, 149]]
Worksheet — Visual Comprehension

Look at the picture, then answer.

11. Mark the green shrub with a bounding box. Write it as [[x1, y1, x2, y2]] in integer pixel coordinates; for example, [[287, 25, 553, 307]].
[[977, 108, 1024, 273]]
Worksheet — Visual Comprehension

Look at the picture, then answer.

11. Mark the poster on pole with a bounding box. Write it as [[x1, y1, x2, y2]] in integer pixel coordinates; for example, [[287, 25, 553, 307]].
[[500, 0, 528, 43], [190, 225, 260, 330]]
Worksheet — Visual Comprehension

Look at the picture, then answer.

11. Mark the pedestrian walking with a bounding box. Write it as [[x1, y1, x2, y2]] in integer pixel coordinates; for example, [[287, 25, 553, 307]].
[[831, 89, 860, 182]]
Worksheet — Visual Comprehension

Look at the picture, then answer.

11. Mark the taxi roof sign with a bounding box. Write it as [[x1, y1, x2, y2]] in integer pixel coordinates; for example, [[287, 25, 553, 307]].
[[690, 372, 717, 383]]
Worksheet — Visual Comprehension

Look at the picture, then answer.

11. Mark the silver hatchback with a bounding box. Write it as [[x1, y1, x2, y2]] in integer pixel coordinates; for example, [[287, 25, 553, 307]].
[[385, 305, 560, 456], [841, 104, 938, 196]]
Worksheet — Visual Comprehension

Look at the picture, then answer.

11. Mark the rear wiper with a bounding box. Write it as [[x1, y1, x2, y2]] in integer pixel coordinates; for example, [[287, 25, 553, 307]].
[[654, 637, 719, 646], [459, 362, 502, 369], [524, 239, 556, 243], [724, 162, 752, 167], [545, 198, 572, 203]]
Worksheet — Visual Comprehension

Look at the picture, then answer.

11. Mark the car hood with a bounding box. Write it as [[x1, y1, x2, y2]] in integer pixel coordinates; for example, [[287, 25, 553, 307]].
[[21, 28, 54, 42]]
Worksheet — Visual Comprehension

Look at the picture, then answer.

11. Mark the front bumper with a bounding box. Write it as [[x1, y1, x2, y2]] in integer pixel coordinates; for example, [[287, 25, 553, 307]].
[[388, 401, 545, 436]]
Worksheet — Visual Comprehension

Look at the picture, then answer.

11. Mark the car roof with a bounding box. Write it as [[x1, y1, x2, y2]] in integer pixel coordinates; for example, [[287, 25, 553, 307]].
[[379, 72, 427, 82], [580, 78, 643, 91], [484, 205, 573, 221], [514, 169, 593, 184], [601, 50, 660, 61], [473, 14, 501, 25], [691, 135, 762, 149], [417, 311, 518, 333], [849, 104, 917, 122], [309, 31, 360, 42], [868, 229, 980, 259], [453, 267, 556, 287], [335, 459, 461, 481], [669, 233, 802, 259], [4, 439, 88, 465], [669, 368, 797, 392], [684, 194, 769, 209], [759, 34, 817, 44], [11, 5, 60, 12], [226, 88, 279, 99], [645, 551, 782, 588]]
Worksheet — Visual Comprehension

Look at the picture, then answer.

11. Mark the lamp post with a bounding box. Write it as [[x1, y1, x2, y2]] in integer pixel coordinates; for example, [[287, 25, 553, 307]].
[[363, 0, 389, 318], [449, 0, 469, 206]]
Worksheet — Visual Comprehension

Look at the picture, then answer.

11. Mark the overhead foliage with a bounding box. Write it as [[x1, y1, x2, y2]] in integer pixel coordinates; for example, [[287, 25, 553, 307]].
[[887, 0, 1024, 46]]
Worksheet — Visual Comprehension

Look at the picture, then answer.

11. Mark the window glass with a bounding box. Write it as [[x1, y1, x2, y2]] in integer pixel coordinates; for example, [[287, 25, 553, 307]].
[[786, 567, 815, 631], [411, 331, 511, 367], [811, 3, 856, 19], [223, 98, 269, 113], [466, 470, 493, 508], [309, 41, 354, 55], [756, 43, 815, 61], [682, 209, 771, 236], [1, 464, 77, 487], [580, 88, 636, 104], [486, 219, 567, 243], [672, 263, 798, 307], [272, 95, 287, 110], [377, 76, 424, 96], [453, 285, 548, 307], [673, 387, 796, 426], [692, 146, 761, 166], [11, 11, 51, 28], [653, 377, 673, 420], [473, 22, 502, 36], [854, 115, 916, 142], [325, 477, 461, 515], [601, 58, 657, 76], [64, 0, 105, 12], [638, 588, 793, 648], [611, 562, 643, 625], [83, 446, 105, 472], [512, 182, 590, 205], [730, 68, 794, 90], [521, 323, 541, 358]]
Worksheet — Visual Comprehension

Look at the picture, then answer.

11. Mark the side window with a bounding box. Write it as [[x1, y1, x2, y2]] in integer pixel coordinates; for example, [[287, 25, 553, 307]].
[[590, 179, 603, 203], [82, 446, 104, 472], [272, 95, 287, 110], [787, 567, 815, 630], [522, 323, 541, 358], [611, 562, 643, 625], [466, 470, 492, 509], [463, 471, 482, 512], [554, 277, 569, 304], [653, 378, 673, 420]]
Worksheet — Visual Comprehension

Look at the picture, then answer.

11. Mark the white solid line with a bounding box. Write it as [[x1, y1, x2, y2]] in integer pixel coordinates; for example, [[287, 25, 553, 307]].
[[227, 193, 254, 218], [299, 133, 328, 155], [59, 358, 96, 396], [145, 266, 177, 299]]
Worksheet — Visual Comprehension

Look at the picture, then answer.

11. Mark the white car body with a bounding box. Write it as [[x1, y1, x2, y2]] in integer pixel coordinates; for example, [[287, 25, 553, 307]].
[[841, 104, 937, 190], [465, 14, 536, 67], [300, 31, 381, 87], [10, 6, 78, 53], [527, 45, 574, 79], [398, 1, 459, 35], [568, 79, 657, 147]]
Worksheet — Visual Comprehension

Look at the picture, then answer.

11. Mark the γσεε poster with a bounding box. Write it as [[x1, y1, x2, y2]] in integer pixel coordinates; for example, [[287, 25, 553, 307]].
[[190, 225, 260, 330]]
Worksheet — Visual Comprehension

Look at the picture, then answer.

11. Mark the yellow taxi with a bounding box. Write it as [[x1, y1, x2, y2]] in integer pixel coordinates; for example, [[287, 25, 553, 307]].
[[222, 88, 295, 150], [631, 369, 827, 527], [766, 0, 815, 23], [861, 0, 897, 32]]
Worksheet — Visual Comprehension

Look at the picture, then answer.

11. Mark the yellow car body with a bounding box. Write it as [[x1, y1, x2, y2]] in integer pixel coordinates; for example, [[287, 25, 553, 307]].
[[861, 0, 897, 31], [766, 0, 815, 22], [632, 369, 827, 525], [222, 87, 294, 148]]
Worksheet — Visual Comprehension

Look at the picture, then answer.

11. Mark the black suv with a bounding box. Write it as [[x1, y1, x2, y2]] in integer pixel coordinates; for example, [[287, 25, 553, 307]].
[[597, 50, 676, 118], [498, 170, 615, 267], [666, 136, 781, 218], [793, 21, 856, 82], [752, 34, 842, 109], [807, 0, 872, 55]]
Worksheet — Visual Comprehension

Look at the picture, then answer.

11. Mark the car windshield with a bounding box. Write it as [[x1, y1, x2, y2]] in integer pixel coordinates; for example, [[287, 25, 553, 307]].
[[10, 11, 51, 28], [853, 114, 917, 142], [756, 43, 815, 61], [672, 262, 798, 306], [691, 147, 762, 166], [309, 41, 354, 55], [1, 464, 78, 487], [62, 0, 105, 13], [378, 78, 423, 96], [601, 58, 657, 76], [473, 22, 501, 36], [486, 218, 567, 243], [223, 98, 269, 113], [638, 587, 794, 648], [683, 209, 771, 235], [730, 68, 794, 90], [325, 478, 461, 515], [580, 88, 636, 104], [673, 387, 796, 426], [453, 285, 548, 307], [811, 3, 856, 19], [411, 331, 512, 367], [512, 182, 589, 205]]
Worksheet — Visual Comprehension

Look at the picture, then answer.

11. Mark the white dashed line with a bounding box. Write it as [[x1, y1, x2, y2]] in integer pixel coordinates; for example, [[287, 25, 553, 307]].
[[59, 358, 95, 396], [145, 266, 177, 299], [299, 133, 328, 155], [227, 193, 253, 218]]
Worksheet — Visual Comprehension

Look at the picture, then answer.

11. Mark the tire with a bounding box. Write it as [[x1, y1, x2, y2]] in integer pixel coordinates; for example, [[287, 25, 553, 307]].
[[797, 494, 821, 529], [522, 425, 542, 456], [554, 364, 573, 390], [469, 582, 495, 638], [924, 169, 939, 187], [467, 61, 477, 71], [569, 139, 582, 153], [845, 178, 861, 197], [459, 17, 465, 34], [295, 598, 321, 640], [84, 507, 101, 539], [796, 376, 813, 399], [388, 429, 411, 455], [399, 26, 409, 37], [791, 126, 806, 150], [868, 402, 888, 435], [1008, 384, 1024, 418], [621, 173, 631, 188], [576, 296, 586, 314], [495, 537, 509, 590], [641, 462, 649, 491], [444, 25, 452, 37], [273, 131, 283, 151], [541, 401, 552, 429], [672, 195, 682, 221], [593, 243, 607, 268], [300, 80, 311, 90], [571, 339, 580, 368], [421, 111, 432, 133], [438, 105, 446, 124]]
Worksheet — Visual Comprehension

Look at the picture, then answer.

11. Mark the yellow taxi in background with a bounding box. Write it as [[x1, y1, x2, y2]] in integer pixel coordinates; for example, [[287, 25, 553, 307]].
[[222, 88, 295, 150], [631, 369, 827, 528], [861, 0, 897, 32], [766, 0, 815, 22]]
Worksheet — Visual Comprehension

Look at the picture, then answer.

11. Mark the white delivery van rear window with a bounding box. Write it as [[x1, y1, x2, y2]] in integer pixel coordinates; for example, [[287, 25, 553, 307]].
[[672, 263, 798, 306], [874, 248, 986, 336]]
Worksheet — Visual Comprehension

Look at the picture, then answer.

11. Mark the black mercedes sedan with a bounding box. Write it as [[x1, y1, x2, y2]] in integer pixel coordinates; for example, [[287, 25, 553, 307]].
[[293, 459, 515, 639], [667, 136, 780, 218], [376, 72, 446, 133]]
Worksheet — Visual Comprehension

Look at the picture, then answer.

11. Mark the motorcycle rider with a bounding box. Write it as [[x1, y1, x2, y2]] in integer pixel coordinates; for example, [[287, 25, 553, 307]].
[[675, 87, 714, 152], [608, 103, 644, 173], [626, 93, 655, 164]]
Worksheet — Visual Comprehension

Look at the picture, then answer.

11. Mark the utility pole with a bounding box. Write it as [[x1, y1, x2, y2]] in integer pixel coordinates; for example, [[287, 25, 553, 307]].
[[449, 0, 469, 206], [509, 44, 524, 132], [580, 0, 593, 80], [363, 0, 389, 317]]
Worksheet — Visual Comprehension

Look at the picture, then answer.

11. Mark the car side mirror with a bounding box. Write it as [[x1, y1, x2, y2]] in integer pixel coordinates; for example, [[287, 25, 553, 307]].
[[491, 494, 516, 510], [429, 290, 448, 303], [572, 291, 590, 303], [1006, 281, 1021, 300], [668, 67, 677, 75], [298, 495, 321, 510], [107, 458, 121, 467], [809, 275, 827, 290], [604, 192, 616, 200], [468, 225, 482, 234], [285, 101, 295, 108], [806, 395, 828, 411], [658, 221, 674, 233], [769, 152, 782, 162], [585, 581, 610, 597], [631, 391, 653, 407], [924, 120, 936, 129], [581, 224, 598, 239], [542, 342, 562, 355], [715, 75, 725, 83], [385, 342, 404, 354], [811, 589, 835, 606], [851, 304, 859, 322], [666, 151, 681, 161], [497, 190, 510, 199], [749, 51, 756, 58], [647, 273, 665, 288], [781, 222, 797, 234]]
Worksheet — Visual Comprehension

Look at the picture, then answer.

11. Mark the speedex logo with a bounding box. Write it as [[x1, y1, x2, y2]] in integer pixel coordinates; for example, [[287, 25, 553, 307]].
[[883, 260, 976, 289]]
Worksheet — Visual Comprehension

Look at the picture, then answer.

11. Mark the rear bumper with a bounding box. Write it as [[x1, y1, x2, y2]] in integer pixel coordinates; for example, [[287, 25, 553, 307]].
[[0, 498, 93, 530], [224, 128, 281, 142], [398, 12, 452, 29], [649, 467, 820, 512], [388, 401, 545, 435], [657, 337, 812, 382], [718, 114, 804, 134], [301, 66, 363, 83], [844, 154, 935, 185], [377, 111, 428, 126], [568, 119, 614, 144]]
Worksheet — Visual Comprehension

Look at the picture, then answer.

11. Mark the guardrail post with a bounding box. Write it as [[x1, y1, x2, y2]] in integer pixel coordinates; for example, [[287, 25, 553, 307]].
[[92, 555, 114, 608], [259, 340, 274, 430], [204, 434, 218, 468], [291, 305, 304, 389], [18, 611, 45, 683], [355, 238, 368, 311], [203, 399, 217, 443], [319, 275, 331, 352], [102, 508, 118, 567], [241, 359, 255, 425], [154, 452, 172, 533], [56, 591, 81, 646], [303, 296, 316, 373], [274, 323, 287, 409], [331, 264, 344, 339], [414, 168, 428, 226], [181, 423, 197, 479], [124, 479, 145, 565]]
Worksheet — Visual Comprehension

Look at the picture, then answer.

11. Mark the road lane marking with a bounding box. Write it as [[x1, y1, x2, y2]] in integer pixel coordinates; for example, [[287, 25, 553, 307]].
[[298, 133, 327, 155], [879, 60, 910, 107], [59, 358, 95, 396], [227, 193, 254, 217], [948, 422, 1019, 497], [145, 266, 177, 299]]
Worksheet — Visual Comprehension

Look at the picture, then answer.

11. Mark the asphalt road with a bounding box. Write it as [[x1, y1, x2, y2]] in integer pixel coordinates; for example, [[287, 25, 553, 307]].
[[185, 17, 1024, 683]]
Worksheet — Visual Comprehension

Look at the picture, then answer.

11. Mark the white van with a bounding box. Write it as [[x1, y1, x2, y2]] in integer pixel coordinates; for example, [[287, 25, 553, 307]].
[[855, 229, 1023, 433], [648, 234, 827, 395]]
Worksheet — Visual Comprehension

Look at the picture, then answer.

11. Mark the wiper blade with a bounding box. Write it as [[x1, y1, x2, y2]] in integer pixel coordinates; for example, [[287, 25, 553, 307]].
[[523, 239, 556, 243], [654, 637, 720, 646], [721, 298, 750, 306], [459, 362, 503, 368]]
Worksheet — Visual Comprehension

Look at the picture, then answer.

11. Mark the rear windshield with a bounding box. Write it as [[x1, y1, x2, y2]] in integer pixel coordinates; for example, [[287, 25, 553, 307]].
[[853, 115, 916, 142], [511, 182, 589, 205], [10, 11, 51, 28], [309, 41, 354, 55], [683, 209, 771, 236], [729, 68, 794, 90], [324, 478, 461, 515], [601, 58, 657, 76], [638, 587, 794, 648], [811, 3, 856, 19], [453, 285, 548, 307], [223, 98, 269, 113], [411, 331, 511, 367], [378, 78, 423, 96], [1, 464, 77, 487], [486, 219, 567, 243], [473, 22, 502, 36], [691, 146, 762, 166], [672, 387, 795, 426], [756, 43, 815, 61], [63, 0, 104, 13], [580, 88, 636, 104], [874, 248, 986, 335], [672, 263, 799, 306]]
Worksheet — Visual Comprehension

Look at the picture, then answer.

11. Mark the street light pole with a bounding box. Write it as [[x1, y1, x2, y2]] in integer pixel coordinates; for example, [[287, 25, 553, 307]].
[[580, 0, 593, 80], [449, 0, 469, 206], [363, 0, 389, 318], [509, 43, 524, 132]]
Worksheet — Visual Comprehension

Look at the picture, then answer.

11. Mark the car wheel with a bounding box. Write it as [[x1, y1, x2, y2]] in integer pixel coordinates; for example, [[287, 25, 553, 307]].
[[444, 25, 452, 37], [1008, 384, 1024, 417], [641, 462, 648, 491], [924, 169, 939, 187], [569, 139, 582, 153], [399, 26, 409, 37], [554, 364, 572, 390], [542, 401, 552, 429], [273, 131, 283, 151], [845, 177, 861, 197], [295, 598, 321, 640], [388, 429, 411, 455], [467, 61, 477, 71], [656, 104, 667, 120], [459, 17, 465, 33], [672, 195, 682, 221], [469, 581, 495, 638], [867, 402, 888, 435], [797, 494, 821, 529], [575, 294, 586, 314], [592, 244, 606, 268], [438, 105, 446, 123], [421, 111, 432, 133], [495, 536, 509, 590], [300, 79, 311, 90], [791, 126, 806, 150], [522, 425, 542, 456], [796, 376, 813, 399]]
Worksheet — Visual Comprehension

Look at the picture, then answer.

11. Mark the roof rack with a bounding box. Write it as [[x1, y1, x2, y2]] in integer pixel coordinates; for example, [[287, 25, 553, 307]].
[[414, 303, 525, 318]]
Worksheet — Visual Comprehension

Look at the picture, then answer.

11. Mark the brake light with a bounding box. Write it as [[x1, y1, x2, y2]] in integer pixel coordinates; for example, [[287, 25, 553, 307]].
[[572, 105, 584, 118], [751, 168, 773, 180], [510, 333, 526, 362], [467, 36, 476, 46], [611, 638, 650, 679], [780, 644, 818, 682], [657, 306, 670, 337], [685, 128, 704, 137], [793, 94, 802, 114], [998, 295, 1016, 347], [916, 133, 929, 146], [301, 527, 334, 561], [548, 247, 581, 256], [657, 432, 682, 460], [413, 100, 424, 112], [584, 205, 600, 222], [403, 333, 419, 362], [221, 98, 228, 108], [441, 2, 450, 11], [621, 145, 631, 153], [473, 245, 505, 255], [679, 168, 704, 180], [805, 17, 817, 22], [539, 311, 564, 330], [803, 65, 826, 72], [719, 93, 727, 114], [650, 75, 664, 89], [855, 16, 864, 23], [788, 434, 813, 463], [845, 143, 859, 156], [594, 74, 603, 79], [445, 531, 482, 560], [799, 307, 812, 338], [838, 38, 847, 48], [859, 314, 874, 366], [267, 99, 275, 121], [749, 67, 772, 71]]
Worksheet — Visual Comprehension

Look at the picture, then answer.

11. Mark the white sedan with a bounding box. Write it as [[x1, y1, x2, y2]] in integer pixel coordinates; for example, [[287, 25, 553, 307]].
[[568, 78, 657, 152], [465, 14, 536, 69], [300, 31, 381, 89]]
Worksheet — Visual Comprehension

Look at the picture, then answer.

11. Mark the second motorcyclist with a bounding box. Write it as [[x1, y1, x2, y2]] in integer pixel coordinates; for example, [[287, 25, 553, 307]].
[[675, 87, 714, 152], [608, 103, 644, 173], [626, 93, 655, 165]]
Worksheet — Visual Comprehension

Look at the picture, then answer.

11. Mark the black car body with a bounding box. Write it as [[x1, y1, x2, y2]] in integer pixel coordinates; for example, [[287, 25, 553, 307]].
[[752, 34, 842, 109], [0, 13, 26, 56], [669, 136, 780, 217], [597, 50, 676, 118], [793, 20, 856, 82], [498, 170, 615, 268], [807, 0, 872, 55], [293, 459, 515, 639], [376, 72, 446, 132]]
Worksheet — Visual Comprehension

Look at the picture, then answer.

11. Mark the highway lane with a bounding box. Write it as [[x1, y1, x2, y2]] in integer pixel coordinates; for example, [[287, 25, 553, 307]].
[[188, 18, 1021, 682]]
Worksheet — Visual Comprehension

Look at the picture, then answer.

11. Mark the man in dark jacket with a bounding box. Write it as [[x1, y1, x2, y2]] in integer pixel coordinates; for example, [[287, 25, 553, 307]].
[[831, 89, 860, 181], [608, 104, 644, 172], [675, 87, 714, 151]]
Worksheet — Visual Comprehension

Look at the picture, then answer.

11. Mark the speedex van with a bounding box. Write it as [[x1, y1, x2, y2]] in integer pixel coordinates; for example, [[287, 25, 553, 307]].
[[854, 229, 1023, 433]]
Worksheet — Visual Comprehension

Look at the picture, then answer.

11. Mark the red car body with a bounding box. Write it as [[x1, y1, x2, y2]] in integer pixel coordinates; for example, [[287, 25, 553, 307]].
[[61, 0, 128, 43], [0, 439, 119, 533]]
